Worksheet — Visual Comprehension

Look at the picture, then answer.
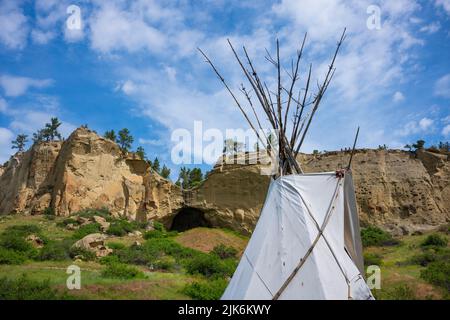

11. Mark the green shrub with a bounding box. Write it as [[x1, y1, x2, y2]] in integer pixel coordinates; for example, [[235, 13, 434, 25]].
[[114, 245, 151, 265], [107, 242, 126, 250], [153, 221, 165, 231], [101, 263, 145, 279], [0, 234, 38, 260], [99, 255, 121, 265], [211, 244, 237, 259], [421, 234, 447, 248], [185, 254, 236, 278], [410, 245, 449, 267], [153, 256, 176, 271], [143, 229, 178, 239], [56, 218, 78, 228], [44, 214, 55, 221], [373, 283, 417, 300], [72, 223, 102, 240], [73, 208, 113, 221], [0, 248, 26, 265], [106, 220, 141, 236], [1, 233, 35, 252], [111, 237, 199, 271], [0, 275, 60, 300], [361, 226, 399, 247], [69, 247, 96, 261], [38, 239, 74, 261], [420, 261, 450, 291], [363, 252, 383, 266], [183, 278, 228, 300], [145, 238, 198, 261], [4, 224, 42, 237], [43, 207, 55, 217], [411, 250, 438, 267], [143, 230, 168, 239]]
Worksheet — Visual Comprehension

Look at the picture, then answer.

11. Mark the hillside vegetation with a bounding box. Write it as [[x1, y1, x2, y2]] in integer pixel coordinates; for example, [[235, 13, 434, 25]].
[[0, 212, 448, 300]]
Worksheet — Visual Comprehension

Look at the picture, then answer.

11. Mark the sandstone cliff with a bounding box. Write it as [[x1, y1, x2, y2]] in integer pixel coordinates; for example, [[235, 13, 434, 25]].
[[188, 150, 449, 236], [0, 127, 183, 222], [1, 127, 448, 236]]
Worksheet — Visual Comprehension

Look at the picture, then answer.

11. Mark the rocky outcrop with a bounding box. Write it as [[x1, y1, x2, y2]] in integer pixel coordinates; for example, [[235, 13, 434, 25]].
[[302, 149, 449, 235], [0, 126, 448, 236], [187, 164, 270, 235], [189, 150, 449, 235], [0, 127, 184, 223], [72, 233, 112, 257], [0, 142, 62, 214]]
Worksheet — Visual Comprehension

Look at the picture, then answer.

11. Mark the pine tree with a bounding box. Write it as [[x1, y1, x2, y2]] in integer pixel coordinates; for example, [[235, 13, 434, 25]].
[[412, 140, 425, 150], [104, 130, 117, 142], [189, 168, 203, 187], [45, 117, 62, 141], [117, 128, 134, 153], [177, 167, 189, 188], [11, 134, 28, 152], [136, 146, 146, 160], [152, 157, 160, 173], [160, 165, 171, 179], [32, 128, 49, 143]]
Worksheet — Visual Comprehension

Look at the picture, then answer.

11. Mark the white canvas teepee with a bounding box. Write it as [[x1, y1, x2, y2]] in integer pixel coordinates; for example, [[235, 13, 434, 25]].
[[221, 171, 373, 300], [200, 30, 372, 300]]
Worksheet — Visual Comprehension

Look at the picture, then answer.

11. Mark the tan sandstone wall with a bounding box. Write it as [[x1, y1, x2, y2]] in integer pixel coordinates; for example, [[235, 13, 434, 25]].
[[191, 150, 449, 236], [0, 127, 183, 222]]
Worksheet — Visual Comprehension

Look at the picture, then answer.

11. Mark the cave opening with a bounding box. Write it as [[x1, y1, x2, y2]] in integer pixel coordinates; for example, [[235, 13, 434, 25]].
[[170, 207, 211, 232]]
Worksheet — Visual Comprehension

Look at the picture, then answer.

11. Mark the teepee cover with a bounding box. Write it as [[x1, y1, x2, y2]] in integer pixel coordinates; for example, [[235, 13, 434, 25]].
[[221, 171, 373, 300]]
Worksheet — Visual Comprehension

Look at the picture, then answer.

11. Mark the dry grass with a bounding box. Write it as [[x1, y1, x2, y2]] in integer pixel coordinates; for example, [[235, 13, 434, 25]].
[[174, 227, 248, 255]]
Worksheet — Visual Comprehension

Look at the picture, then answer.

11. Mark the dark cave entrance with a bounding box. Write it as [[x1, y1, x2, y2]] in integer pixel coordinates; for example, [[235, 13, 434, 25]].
[[170, 207, 211, 232]]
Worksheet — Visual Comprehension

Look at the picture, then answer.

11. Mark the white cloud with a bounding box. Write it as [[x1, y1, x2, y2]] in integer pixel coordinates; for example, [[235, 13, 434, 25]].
[[395, 117, 434, 136], [9, 110, 76, 138], [419, 117, 433, 131], [419, 22, 441, 34], [395, 121, 421, 137], [120, 80, 137, 95], [89, 2, 166, 54], [434, 74, 450, 98], [442, 115, 450, 123], [32, 0, 84, 45], [0, 97, 7, 112], [0, 127, 14, 164], [31, 29, 56, 44], [138, 138, 165, 146], [64, 26, 84, 43], [393, 91, 405, 102], [0, 1, 28, 49], [164, 66, 177, 82], [435, 0, 450, 15], [272, 0, 423, 103], [443, 124, 450, 136], [0, 75, 53, 97]]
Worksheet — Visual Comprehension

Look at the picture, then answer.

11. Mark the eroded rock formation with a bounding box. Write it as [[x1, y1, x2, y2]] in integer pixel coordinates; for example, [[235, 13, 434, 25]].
[[0, 127, 183, 222], [189, 150, 449, 236], [0, 127, 448, 236]]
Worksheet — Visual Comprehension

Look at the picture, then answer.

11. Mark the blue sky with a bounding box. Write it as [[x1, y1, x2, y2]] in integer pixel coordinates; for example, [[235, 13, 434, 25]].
[[0, 0, 449, 179]]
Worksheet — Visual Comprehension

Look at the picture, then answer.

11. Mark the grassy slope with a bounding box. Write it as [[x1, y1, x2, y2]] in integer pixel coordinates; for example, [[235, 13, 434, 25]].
[[0, 215, 247, 300], [0, 215, 197, 299], [365, 233, 448, 299], [174, 227, 248, 255], [0, 214, 447, 299]]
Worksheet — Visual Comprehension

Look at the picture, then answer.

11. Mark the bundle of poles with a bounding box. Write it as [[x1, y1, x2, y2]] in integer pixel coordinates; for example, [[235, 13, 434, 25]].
[[198, 29, 346, 177]]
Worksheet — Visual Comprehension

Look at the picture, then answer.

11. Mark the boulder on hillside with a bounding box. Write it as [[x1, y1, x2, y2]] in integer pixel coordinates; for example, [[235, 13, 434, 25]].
[[26, 234, 44, 248], [72, 233, 112, 257], [92, 215, 110, 232]]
